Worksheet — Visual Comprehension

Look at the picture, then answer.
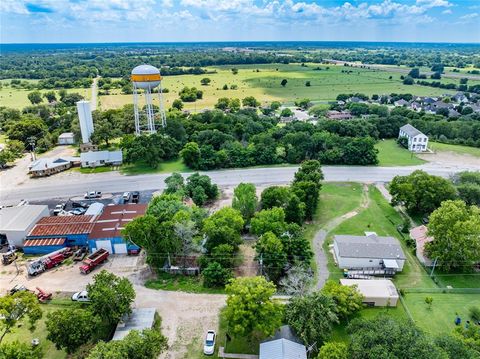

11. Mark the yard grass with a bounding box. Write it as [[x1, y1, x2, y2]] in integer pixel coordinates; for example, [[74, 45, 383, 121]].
[[2, 298, 80, 359], [144, 272, 225, 294], [429, 141, 480, 158], [120, 158, 190, 175], [98, 63, 455, 111], [76, 166, 117, 174], [402, 293, 480, 336], [431, 270, 480, 289], [375, 139, 426, 166], [325, 185, 437, 289]]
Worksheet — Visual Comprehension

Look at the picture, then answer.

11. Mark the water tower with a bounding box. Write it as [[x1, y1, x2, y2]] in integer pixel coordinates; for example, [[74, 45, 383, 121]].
[[131, 64, 166, 135]]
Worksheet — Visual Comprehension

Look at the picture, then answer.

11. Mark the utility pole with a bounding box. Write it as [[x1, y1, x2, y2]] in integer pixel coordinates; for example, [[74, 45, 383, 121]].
[[430, 257, 438, 277], [259, 253, 263, 276], [28, 136, 36, 161]]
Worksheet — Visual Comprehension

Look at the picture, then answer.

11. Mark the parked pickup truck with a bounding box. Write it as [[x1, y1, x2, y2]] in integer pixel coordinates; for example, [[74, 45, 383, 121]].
[[84, 191, 102, 199], [79, 248, 109, 274]]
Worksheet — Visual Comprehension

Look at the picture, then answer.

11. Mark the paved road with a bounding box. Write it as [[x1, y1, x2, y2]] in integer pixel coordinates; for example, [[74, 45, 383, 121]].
[[1, 164, 478, 203]]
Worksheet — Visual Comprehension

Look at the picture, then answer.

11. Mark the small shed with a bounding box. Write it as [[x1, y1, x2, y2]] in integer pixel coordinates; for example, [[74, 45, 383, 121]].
[[340, 279, 399, 307], [0, 205, 49, 248], [58, 132, 75, 145], [112, 308, 156, 341]]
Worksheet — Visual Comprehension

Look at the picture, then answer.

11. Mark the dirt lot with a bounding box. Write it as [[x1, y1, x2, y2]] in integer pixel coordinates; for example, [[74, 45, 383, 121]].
[[418, 151, 480, 169], [0, 254, 225, 359]]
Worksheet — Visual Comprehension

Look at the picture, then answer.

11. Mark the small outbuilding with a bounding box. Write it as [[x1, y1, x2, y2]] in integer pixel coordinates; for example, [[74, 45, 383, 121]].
[[333, 234, 406, 271], [58, 132, 75, 145], [340, 279, 399, 307], [112, 308, 156, 341], [80, 150, 123, 168], [0, 205, 49, 248], [260, 326, 307, 359]]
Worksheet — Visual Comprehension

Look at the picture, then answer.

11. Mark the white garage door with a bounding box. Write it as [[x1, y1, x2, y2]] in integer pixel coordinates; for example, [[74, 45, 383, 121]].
[[96, 240, 113, 253], [113, 243, 127, 254]]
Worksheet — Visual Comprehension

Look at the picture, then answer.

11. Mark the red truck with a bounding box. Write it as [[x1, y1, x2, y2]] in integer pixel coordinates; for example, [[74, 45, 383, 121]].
[[79, 248, 109, 274], [26, 248, 73, 276]]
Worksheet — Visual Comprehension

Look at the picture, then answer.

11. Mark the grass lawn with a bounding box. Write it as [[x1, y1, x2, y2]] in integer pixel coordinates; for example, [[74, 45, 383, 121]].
[[144, 272, 225, 294], [402, 293, 480, 336], [431, 270, 480, 289], [120, 158, 190, 175], [99, 63, 455, 111], [2, 299, 81, 359], [77, 166, 117, 174], [376, 139, 426, 166], [326, 186, 437, 289], [429, 141, 480, 158]]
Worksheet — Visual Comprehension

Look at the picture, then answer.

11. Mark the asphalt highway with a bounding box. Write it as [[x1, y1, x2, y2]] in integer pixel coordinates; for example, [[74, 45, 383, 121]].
[[2, 164, 478, 204]]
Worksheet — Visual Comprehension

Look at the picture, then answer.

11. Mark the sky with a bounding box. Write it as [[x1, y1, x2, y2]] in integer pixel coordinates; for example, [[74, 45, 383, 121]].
[[1, 0, 479, 44]]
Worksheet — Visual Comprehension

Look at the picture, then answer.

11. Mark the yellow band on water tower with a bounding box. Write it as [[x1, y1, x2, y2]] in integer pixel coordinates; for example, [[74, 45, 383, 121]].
[[131, 74, 162, 82]]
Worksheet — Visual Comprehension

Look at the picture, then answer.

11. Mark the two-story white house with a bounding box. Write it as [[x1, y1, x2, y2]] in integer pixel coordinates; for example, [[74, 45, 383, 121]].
[[398, 124, 429, 152]]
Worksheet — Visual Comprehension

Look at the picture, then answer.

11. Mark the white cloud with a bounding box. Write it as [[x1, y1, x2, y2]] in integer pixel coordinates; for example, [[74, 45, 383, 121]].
[[416, 0, 452, 8], [442, 9, 452, 14], [0, 0, 29, 14], [460, 12, 478, 20]]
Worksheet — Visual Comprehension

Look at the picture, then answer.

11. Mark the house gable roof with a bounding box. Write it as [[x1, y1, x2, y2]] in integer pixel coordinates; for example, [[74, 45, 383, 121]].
[[399, 124, 424, 138], [334, 234, 406, 260]]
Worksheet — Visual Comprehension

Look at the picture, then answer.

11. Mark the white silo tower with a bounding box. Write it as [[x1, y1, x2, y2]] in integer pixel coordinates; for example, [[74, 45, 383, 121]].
[[131, 64, 166, 135], [76, 100, 94, 144]]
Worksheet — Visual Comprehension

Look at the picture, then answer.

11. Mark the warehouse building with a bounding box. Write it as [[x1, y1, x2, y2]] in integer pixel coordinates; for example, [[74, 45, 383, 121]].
[[88, 204, 146, 254], [0, 205, 49, 248], [25, 215, 96, 254], [340, 279, 399, 307]]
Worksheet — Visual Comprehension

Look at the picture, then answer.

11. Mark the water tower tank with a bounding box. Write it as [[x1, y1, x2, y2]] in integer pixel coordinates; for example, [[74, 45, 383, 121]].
[[131, 64, 161, 89]]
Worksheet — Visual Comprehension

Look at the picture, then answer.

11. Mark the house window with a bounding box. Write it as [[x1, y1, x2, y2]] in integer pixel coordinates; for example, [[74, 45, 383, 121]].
[[369, 259, 373, 262], [413, 138, 417, 142]]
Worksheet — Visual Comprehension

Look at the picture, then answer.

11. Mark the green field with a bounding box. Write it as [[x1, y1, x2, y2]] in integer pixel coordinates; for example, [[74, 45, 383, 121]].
[[98, 63, 456, 111], [376, 139, 426, 166], [402, 293, 480, 336], [0, 85, 91, 109], [120, 158, 189, 175], [430, 141, 480, 157]]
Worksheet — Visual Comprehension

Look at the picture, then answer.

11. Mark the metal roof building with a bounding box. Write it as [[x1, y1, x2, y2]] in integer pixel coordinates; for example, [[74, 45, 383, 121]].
[[80, 150, 123, 168], [260, 339, 307, 359], [112, 308, 156, 341], [333, 234, 406, 271], [0, 205, 49, 247]]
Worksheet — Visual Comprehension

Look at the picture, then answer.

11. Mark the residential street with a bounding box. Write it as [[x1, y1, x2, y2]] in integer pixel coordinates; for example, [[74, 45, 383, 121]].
[[2, 163, 480, 203]]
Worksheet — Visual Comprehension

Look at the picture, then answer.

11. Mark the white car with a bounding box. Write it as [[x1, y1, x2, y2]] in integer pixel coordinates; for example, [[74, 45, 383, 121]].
[[53, 203, 65, 215], [84, 191, 102, 199], [122, 192, 131, 203], [203, 330, 216, 355], [71, 290, 90, 302], [69, 208, 86, 215]]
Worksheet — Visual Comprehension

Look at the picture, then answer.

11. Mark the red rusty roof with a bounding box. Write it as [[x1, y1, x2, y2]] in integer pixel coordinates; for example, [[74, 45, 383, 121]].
[[88, 204, 147, 240], [29, 215, 96, 237], [24, 238, 66, 247]]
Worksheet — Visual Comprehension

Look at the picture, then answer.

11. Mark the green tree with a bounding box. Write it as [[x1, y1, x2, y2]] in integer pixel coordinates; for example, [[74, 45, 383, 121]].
[[403, 76, 415, 85], [242, 96, 260, 108], [256, 232, 287, 282], [280, 108, 293, 117], [317, 342, 349, 359], [43, 91, 57, 103], [46, 308, 100, 354], [203, 207, 244, 252], [200, 77, 211, 85], [0, 291, 42, 344], [225, 276, 283, 337], [203, 262, 232, 288], [180, 142, 201, 169], [87, 270, 135, 326], [172, 99, 183, 110], [425, 200, 480, 271], [6, 116, 47, 146], [164, 172, 185, 195], [215, 97, 230, 110], [281, 79, 288, 87], [389, 170, 457, 214], [294, 98, 311, 110], [251, 207, 286, 237], [0, 150, 15, 168], [408, 68, 420, 78], [261, 186, 305, 225], [321, 281, 364, 319], [270, 101, 281, 110], [0, 341, 43, 359], [285, 292, 339, 347], [435, 334, 478, 359], [27, 91, 42, 105], [185, 172, 218, 205], [232, 183, 258, 224], [87, 328, 167, 359], [425, 296, 433, 309], [348, 315, 446, 359]]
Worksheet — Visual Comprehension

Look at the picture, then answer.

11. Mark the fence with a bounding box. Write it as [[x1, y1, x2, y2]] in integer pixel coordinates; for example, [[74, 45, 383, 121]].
[[402, 287, 480, 294]]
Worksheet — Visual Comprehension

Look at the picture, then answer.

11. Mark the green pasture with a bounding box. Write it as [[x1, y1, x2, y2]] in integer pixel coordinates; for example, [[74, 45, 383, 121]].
[[0, 85, 91, 109], [376, 139, 426, 166], [99, 63, 456, 111]]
